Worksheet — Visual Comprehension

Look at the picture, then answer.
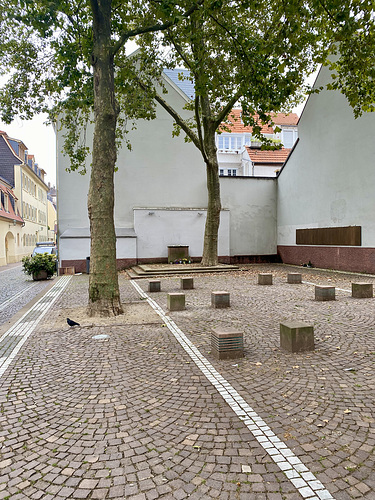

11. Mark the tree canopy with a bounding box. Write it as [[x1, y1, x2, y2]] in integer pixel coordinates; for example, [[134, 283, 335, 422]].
[[0, 0, 374, 313]]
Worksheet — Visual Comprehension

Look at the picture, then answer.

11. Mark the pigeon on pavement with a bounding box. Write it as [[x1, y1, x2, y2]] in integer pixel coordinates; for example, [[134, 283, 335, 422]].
[[67, 318, 80, 327]]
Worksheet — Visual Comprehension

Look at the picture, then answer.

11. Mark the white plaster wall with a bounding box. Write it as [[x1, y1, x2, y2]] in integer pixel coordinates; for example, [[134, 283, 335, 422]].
[[59, 237, 91, 261], [277, 64, 375, 247], [220, 178, 277, 255], [253, 165, 279, 177], [134, 208, 229, 258]]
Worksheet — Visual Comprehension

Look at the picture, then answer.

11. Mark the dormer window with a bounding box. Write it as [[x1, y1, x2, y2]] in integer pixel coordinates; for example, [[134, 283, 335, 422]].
[[281, 128, 298, 148], [2, 193, 9, 212]]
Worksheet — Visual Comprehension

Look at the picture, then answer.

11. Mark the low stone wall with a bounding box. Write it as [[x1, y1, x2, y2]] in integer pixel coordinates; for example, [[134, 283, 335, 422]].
[[278, 245, 375, 274]]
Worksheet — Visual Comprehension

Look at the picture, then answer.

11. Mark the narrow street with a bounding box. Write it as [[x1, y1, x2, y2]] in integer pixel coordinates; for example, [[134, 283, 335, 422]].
[[0, 263, 53, 327]]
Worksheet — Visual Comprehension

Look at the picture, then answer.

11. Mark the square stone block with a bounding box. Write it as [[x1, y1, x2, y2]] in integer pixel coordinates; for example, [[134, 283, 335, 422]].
[[180, 277, 194, 290], [211, 291, 230, 308], [167, 292, 185, 311], [315, 285, 335, 301], [287, 273, 302, 284], [280, 321, 315, 353], [258, 273, 273, 285], [59, 266, 75, 275], [148, 280, 161, 292], [352, 282, 373, 298], [211, 328, 244, 360]]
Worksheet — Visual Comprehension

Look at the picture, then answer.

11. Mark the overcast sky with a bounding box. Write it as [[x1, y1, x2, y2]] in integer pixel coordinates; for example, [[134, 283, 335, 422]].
[[0, 113, 56, 187]]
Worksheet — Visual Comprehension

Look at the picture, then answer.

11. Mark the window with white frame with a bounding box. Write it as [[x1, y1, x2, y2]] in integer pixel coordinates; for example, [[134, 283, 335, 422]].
[[217, 134, 243, 150], [281, 129, 297, 148]]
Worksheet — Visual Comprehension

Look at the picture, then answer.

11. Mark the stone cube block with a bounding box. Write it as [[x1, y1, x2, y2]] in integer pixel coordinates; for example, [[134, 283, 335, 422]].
[[59, 267, 75, 275], [148, 280, 161, 292], [352, 282, 373, 298], [211, 291, 230, 308], [280, 321, 315, 353], [167, 292, 185, 311], [180, 277, 194, 290], [211, 328, 244, 360], [287, 273, 302, 284], [315, 285, 335, 301], [258, 273, 273, 285]]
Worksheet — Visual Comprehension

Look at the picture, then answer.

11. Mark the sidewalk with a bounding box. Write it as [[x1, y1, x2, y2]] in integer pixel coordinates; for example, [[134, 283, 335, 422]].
[[0, 264, 374, 499]]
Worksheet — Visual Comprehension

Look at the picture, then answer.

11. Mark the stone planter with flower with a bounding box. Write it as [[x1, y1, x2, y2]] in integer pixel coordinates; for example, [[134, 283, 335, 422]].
[[22, 253, 57, 280]]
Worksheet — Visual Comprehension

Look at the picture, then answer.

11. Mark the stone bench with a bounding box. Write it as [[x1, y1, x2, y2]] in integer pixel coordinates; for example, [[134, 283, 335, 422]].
[[352, 282, 373, 298], [287, 273, 302, 284], [211, 328, 244, 360], [258, 273, 273, 285], [211, 291, 230, 308], [315, 285, 335, 301], [148, 280, 161, 292], [280, 321, 315, 353], [180, 277, 194, 290], [167, 293, 185, 311]]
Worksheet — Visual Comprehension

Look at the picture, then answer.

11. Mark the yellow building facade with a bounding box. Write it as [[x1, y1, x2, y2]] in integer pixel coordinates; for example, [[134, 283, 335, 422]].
[[0, 132, 50, 266]]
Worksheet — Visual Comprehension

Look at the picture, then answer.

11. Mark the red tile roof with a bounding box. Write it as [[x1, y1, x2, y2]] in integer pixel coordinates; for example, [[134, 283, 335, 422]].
[[246, 146, 292, 165], [220, 109, 298, 134], [0, 182, 24, 223]]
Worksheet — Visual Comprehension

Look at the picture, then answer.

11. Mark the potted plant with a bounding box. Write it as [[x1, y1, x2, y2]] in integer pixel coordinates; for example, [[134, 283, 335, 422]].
[[22, 253, 57, 280]]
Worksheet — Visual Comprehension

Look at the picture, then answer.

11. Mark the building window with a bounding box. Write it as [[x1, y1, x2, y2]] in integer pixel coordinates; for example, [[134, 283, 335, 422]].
[[232, 169, 237, 176], [228, 169, 232, 176], [219, 169, 224, 176], [282, 129, 295, 148], [217, 134, 242, 151]]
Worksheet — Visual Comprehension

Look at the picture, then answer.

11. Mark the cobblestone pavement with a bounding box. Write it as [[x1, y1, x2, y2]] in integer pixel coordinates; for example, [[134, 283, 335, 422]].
[[0, 263, 53, 327], [0, 265, 374, 499]]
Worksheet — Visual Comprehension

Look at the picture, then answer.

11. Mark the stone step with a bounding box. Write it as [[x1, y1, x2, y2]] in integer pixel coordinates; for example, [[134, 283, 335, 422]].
[[126, 264, 238, 279]]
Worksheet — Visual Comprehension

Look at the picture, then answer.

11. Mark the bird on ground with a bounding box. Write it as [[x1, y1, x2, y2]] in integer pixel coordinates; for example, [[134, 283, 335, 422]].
[[67, 318, 80, 327]]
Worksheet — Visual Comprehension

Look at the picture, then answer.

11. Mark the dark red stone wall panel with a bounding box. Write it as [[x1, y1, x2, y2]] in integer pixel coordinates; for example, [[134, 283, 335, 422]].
[[278, 245, 375, 274]]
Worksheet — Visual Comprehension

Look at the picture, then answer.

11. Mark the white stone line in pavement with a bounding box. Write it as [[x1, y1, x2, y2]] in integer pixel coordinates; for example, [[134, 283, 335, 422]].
[[0, 276, 72, 378], [0, 283, 40, 312], [302, 281, 350, 293], [131, 280, 335, 500]]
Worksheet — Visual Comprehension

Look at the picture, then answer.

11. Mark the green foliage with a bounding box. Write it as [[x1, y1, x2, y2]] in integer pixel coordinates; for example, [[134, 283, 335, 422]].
[[22, 253, 57, 278]]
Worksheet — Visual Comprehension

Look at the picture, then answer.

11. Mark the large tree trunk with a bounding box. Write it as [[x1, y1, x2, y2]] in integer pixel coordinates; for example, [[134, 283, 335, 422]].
[[201, 131, 221, 266], [87, 0, 123, 317]]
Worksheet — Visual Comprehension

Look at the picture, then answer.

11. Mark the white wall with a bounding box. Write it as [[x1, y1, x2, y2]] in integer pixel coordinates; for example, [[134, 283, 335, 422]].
[[277, 64, 375, 247], [221, 177, 277, 256], [134, 208, 229, 258]]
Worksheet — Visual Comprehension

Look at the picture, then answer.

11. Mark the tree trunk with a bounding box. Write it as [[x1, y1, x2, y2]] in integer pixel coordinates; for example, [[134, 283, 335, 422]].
[[87, 0, 123, 317], [201, 135, 221, 266]]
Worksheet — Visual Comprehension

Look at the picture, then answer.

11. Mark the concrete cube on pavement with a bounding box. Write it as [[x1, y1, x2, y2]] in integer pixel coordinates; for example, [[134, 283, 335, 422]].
[[148, 280, 161, 292], [180, 277, 194, 290], [211, 328, 244, 360], [211, 291, 230, 308], [352, 282, 373, 298], [258, 273, 273, 285], [280, 321, 315, 353], [167, 293, 185, 311], [287, 273, 302, 284], [315, 285, 335, 301]]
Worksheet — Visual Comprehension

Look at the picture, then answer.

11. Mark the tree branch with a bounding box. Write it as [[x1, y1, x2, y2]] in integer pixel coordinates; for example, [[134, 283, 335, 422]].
[[194, 96, 208, 163], [213, 90, 242, 130], [154, 90, 202, 150], [112, 0, 204, 56]]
